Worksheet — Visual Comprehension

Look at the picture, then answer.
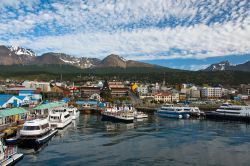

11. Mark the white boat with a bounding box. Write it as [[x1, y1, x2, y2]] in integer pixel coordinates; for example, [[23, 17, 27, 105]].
[[67, 106, 80, 120], [49, 109, 72, 129], [182, 106, 204, 117], [134, 111, 148, 119], [156, 104, 190, 119], [19, 119, 58, 146], [101, 105, 135, 123], [214, 103, 250, 116], [0, 140, 23, 166]]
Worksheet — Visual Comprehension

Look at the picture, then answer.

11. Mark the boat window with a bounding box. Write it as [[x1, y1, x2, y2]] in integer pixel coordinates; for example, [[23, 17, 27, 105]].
[[50, 116, 59, 119], [23, 126, 40, 130], [41, 123, 49, 129], [64, 114, 70, 118], [221, 107, 242, 111]]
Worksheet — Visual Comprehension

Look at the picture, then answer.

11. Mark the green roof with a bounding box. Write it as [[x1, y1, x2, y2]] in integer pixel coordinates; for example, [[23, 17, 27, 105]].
[[33, 102, 66, 110], [0, 107, 27, 118]]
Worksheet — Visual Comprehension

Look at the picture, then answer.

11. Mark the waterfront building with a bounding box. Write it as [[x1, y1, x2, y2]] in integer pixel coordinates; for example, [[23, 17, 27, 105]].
[[0, 107, 27, 126], [33, 101, 67, 118], [201, 87, 222, 99]]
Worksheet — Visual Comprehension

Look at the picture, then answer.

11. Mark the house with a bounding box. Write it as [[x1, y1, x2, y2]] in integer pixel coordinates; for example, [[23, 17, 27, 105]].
[[0, 94, 28, 108], [22, 80, 51, 92], [80, 86, 101, 99], [0, 107, 28, 125], [48, 85, 71, 99], [137, 85, 148, 95], [154, 92, 172, 102], [15, 96, 31, 106]]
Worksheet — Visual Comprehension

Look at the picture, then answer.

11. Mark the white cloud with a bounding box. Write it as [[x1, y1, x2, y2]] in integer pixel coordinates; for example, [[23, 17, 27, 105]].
[[0, 0, 249, 61]]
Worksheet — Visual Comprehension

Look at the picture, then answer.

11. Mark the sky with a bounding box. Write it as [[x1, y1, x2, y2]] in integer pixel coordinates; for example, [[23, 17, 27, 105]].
[[0, 0, 249, 70]]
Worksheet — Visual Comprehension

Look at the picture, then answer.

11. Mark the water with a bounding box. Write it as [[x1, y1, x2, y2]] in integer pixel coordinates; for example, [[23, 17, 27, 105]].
[[17, 114, 250, 166]]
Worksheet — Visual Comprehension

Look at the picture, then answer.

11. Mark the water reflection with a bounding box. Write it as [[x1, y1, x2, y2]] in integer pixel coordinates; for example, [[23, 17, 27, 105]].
[[17, 114, 250, 166]]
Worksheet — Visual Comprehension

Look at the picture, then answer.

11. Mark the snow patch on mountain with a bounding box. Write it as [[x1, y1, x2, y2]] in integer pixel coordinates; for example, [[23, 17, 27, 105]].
[[8, 46, 36, 57]]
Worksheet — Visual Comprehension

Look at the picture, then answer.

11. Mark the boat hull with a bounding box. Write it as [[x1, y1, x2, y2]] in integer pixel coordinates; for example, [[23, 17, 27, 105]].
[[156, 111, 190, 119], [18, 130, 58, 147], [206, 112, 250, 122], [2, 153, 24, 166], [50, 118, 72, 129], [101, 114, 134, 123]]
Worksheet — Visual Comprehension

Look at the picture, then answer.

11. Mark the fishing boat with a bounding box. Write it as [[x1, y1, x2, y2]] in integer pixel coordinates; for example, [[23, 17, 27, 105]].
[[49, 109, 72, 129], [67, 106, 80, 120], [206, 103, 250, 121], [0, 140, 23, 166], [18, 119, 58, 147], [101, 105, 135, 123], [156, 104, 190, 119]]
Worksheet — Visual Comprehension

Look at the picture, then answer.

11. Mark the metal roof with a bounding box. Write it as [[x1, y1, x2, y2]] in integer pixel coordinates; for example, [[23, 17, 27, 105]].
[[33, 101, 66, 110], [0, 107, 27, 117]]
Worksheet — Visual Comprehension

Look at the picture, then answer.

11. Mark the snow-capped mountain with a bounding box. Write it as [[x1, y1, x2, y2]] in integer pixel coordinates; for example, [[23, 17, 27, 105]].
[[204, 60, 250, 72], [34, 52, 101, 68], [8, 46, 36, 57], [0, 45, 35, 65], [204, 61, 233, 71]]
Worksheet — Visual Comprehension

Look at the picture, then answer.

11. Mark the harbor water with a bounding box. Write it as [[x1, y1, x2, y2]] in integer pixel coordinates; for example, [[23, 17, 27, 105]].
[[17, 114, 250, 166]]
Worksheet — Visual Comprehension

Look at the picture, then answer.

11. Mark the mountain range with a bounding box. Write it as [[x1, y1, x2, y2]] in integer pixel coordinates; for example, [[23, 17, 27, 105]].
[[0, 45, 156, 69], [0, 45, 249, 72]]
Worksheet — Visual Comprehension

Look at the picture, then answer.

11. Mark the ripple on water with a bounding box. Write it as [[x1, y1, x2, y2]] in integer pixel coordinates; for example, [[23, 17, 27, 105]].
[[17, 114, 250, 166]]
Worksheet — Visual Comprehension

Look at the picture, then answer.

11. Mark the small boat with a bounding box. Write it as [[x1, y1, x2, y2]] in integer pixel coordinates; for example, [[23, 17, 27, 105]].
[[134, 111, 148, 119], [18, 119, 58, 147], [49, 109, 72, 129], [101, 105, 135, 123], [67, 106, 80, 120], [0, 140, 23, 166], [156, 104, 190, 119], [182, 106, 205, 117], [206, 103, 250, 121]]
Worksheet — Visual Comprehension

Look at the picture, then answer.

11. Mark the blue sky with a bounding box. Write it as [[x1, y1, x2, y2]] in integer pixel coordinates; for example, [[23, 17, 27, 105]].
[[0, 0, 249, 70]]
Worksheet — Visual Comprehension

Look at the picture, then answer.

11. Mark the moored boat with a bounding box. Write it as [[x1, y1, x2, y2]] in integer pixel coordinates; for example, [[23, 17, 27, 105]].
[[206, 103, 250, 121], [0, 140, 23, 166], [18, 119, 58, 147], [101, 105, 135, 123], [156, 104, 190, 119], [182, 106, 205, 117], [67, 106, 80, 120], [49, 109, 72, 129]]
